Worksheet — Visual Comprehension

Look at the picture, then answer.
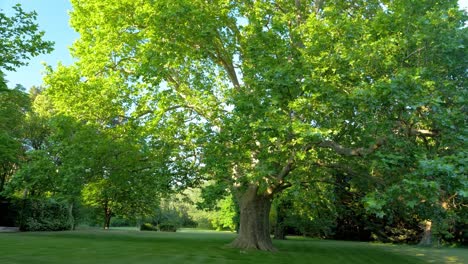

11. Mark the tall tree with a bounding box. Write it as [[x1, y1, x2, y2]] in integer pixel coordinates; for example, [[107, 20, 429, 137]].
[[46, 0, 466, 250], [0, 3, 53, 193]]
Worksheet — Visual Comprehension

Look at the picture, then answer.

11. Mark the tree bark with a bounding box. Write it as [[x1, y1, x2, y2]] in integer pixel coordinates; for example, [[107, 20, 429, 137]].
[[68, 202, 75, 231], [419, 220, 432, 246], [103, 201, 112, 230], [229, 185, 276, 251]]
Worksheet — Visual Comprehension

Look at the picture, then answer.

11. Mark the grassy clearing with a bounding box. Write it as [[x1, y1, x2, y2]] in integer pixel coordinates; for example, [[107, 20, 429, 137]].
[[0, 229, 466, 264]]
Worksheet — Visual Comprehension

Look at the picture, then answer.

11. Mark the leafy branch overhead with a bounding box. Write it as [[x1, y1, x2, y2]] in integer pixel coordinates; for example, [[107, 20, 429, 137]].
[[0, 4, 54, 72]]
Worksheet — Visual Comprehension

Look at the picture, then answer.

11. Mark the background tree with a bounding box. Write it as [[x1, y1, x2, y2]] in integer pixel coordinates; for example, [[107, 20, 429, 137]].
[[0, 85, 30, 193], [0, 3, 53, 194]]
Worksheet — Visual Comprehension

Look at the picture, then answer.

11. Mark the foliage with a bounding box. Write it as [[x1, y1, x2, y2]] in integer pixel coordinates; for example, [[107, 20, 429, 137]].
[[144, 198, 198, 231], [4, 87, 172, 228], [0, 85, 30, 193], [15, 198, 71, 231], [140, 222, 158, 231], [0, 2, 52, 200], [0, 4, 54, 72], [209, 194, 238, 231], [364, 153, 468, 244], [159, 223, 178, 232], [271, 189, 337, 239], [41, 0, 467, 249]]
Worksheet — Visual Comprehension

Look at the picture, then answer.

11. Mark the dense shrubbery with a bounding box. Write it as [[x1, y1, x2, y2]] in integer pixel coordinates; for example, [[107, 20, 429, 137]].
[[15, 198, 71, 231], [143, 205, 197, 232], [139, 222, 177, 232], [159, 223, 177, 232], [110, 217, 136, 227], [140, 223, 158, 231]]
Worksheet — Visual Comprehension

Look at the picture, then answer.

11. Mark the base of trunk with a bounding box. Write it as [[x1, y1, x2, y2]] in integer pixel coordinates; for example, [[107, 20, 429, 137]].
[[419, 220, 433, 246], [229, 185, 276, 251], [68, 202, 75, 231], [229, 235, 276, 251], [104, 209, 112, 230]]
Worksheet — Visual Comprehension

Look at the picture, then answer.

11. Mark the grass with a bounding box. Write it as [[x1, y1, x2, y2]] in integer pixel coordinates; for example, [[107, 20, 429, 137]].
[[0, 229, 466, 264]]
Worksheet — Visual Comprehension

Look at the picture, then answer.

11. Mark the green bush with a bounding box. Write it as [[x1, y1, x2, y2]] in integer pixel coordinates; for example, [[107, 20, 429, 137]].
[[111, 217, 136, 227], [158, 223, 177, 232], [140, 223, 158, 231], [15, 198, 71, 231], [195, 217, 213, 230]]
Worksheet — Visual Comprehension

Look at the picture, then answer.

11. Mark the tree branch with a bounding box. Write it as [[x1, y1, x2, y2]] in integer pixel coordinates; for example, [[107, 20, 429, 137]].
[[210, 31, 240, 89], [395, 120, 439, 137], [316, 138, 385, 157], [276, 155, 295, 181]]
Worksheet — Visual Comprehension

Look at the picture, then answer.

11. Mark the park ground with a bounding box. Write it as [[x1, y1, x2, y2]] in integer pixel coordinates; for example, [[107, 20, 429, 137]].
[[0, 228, 466, 264]]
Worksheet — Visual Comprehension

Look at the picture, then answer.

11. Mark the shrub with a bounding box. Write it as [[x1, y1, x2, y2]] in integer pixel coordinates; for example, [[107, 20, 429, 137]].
[[140, 223, 158, 231], [158, 223, 177, 232], [15, 198, 71, 231], [111, 217, 136, 227]]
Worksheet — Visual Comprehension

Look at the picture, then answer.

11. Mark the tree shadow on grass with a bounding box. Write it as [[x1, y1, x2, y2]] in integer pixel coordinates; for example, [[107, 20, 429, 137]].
[[373, 244, 467, 264]]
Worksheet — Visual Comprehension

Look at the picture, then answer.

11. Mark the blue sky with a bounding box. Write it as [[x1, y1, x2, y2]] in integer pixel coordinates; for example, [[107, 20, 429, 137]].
[[1, 0, 468, 89]]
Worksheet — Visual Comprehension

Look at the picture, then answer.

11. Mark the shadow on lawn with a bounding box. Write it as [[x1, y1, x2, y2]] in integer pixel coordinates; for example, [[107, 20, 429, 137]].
[[18, 229, 237, 245], [375, 244, 467, 264]]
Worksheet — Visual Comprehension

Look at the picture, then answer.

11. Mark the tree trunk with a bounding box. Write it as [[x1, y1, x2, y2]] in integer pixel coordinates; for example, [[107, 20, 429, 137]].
[[229, 185, 276, 251], [419, 220, 432, 246], [103, 202, 112, 230], [0, 172, 5, 194], [68, 202, 75, 231]]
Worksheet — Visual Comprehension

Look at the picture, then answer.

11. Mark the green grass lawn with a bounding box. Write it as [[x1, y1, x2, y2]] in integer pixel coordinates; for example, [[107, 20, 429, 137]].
[[0, 229, 466, 264]]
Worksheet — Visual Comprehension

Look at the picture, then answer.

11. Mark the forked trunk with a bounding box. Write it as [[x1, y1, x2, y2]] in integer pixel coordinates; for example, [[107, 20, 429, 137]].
[[229, 185, 275, 251]]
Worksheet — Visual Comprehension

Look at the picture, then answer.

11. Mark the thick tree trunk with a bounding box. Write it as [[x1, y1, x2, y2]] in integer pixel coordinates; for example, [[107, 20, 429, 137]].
[[419, 220, 432, 246], [229, 185, 275, 251]]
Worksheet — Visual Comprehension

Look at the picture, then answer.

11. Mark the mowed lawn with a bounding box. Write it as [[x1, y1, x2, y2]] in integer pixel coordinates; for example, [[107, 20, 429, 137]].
[[0, 229, 466, 264]]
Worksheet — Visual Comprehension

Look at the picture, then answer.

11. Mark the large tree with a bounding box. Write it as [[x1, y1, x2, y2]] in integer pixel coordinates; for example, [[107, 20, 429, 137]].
[[46, 0, 466, 250]]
